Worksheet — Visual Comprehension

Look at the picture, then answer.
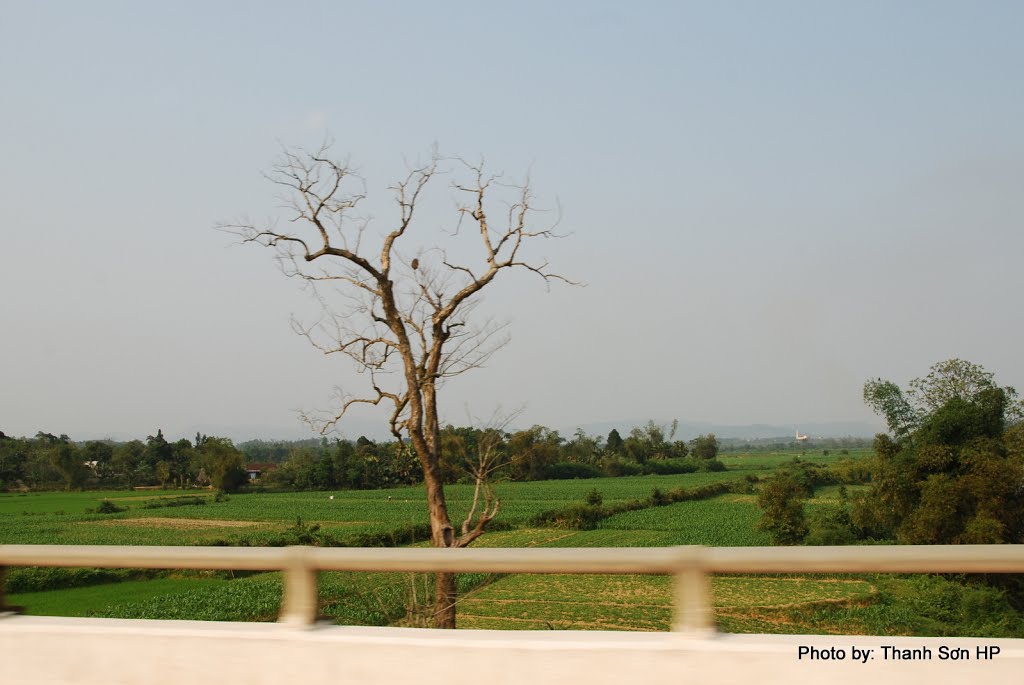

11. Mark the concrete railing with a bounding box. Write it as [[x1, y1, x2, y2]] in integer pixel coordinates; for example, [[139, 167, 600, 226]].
[[4, 543, 1024, 632]]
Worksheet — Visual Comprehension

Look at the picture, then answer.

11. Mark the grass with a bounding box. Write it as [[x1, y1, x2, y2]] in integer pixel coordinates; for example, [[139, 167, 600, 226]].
[[0, 489, 185, 516]]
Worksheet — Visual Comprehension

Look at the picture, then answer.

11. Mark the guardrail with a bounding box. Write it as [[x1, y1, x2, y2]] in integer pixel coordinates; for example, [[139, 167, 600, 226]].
[[3, 544, 1024, 632]]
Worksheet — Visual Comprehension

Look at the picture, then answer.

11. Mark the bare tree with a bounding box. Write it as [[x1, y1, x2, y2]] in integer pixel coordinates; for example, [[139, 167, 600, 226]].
[[223, 143, 571, 628]]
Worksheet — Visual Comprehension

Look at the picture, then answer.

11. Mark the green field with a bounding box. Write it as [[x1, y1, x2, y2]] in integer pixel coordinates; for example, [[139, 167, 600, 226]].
[[6, 449, 1015, 637], [0, 470, 761, 546]]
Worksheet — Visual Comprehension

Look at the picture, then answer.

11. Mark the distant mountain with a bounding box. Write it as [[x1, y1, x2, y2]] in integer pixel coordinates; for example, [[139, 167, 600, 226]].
[[561, 419, 883, 441]]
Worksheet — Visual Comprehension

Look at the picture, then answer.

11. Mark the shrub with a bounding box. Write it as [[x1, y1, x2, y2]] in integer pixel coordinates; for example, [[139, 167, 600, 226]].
[[541, 462, 603, 480], [805, 504, 858, 545], [95, 500, 125, 514], [650, 488, 669, 506], [141, 495, 209, 509], [600, 458, 643, 477], [756, 474, 808, 545]]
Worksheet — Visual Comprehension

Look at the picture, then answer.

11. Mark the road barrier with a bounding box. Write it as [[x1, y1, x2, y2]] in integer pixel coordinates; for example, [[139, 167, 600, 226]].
[[4, 543, 1024, 632]]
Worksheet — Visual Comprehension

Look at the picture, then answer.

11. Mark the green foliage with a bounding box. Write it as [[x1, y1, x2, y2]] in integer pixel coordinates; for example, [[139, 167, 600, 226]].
[[6, 567, 156, 593], [198, 437, 247, 492], [804, 505, 857, 546], [642, 457, 726, 475], [94, 499, 125, 514], [863, 379, 919, 438], [605, 429, 623, 454], [140, 495, 209, 509], [585, 489, 603, 506], [540, 461, 603, 480], [756, 474, 808, 545], [865, 359, 1023, 443], [690, 433, 720, 460], [857, 361, 1024, 546], [599, 457, 643, 477]]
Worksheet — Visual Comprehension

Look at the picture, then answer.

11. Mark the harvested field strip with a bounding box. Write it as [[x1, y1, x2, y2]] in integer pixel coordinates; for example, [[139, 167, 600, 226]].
[[458, 573, 876, 631]]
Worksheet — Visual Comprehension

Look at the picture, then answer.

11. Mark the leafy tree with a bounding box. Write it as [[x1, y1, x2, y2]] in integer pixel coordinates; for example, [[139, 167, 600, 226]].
[[111, 440, 145, 486], [865, 359, 1023, 442], [863, 379, 918, 439], [690, 433, 719, 460], [143, 429, 172, 470], [564, 428, 601, 464], [507, 426, 562, 480], [155, 461, 172, 488], [49, 442, 87, 490], [81, 441, 114, 482], [908, 359, 1021, 417], [858, 360, 1024, 545], [621, 421, 671, 463], [0, 435, 28, 488], [198, 437, 247, 492], [605, 429, 623, 455], [756, 473, 808, 545], [170, 439, 195, 487]]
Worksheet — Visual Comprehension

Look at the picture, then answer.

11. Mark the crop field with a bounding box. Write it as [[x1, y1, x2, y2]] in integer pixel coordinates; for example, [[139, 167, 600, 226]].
[[2, 450, 920, 634], [717, 448, 871, 471], [600, 494, 772, 546], [0, 469, 762, 547], [457, 573, 877, 632]]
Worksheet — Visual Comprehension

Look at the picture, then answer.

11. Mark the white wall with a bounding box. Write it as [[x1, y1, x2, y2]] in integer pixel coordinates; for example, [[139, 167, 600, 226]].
[[3, 616, 1024, 685]]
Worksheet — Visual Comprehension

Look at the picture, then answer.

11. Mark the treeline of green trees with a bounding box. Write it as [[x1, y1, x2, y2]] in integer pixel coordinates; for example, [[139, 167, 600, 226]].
[[253, 421, 728, 491], [0, 420, 727, 492], [0, 430, 248, 492], [757, 359, 1024, 547]]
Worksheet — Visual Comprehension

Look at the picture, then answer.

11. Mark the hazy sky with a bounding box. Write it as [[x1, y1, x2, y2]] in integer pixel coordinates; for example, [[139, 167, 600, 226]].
[[2, 2, 1022, 442]]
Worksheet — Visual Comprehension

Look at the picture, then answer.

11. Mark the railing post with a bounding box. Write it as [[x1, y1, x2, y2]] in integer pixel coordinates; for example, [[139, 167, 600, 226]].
[[671, 546, 715, 637], [278, 546, 319, 627]]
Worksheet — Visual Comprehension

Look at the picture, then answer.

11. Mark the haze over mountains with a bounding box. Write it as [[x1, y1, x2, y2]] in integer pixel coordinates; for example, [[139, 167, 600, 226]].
[[45, 417, 883, 445], [183, 418, 885, 444]]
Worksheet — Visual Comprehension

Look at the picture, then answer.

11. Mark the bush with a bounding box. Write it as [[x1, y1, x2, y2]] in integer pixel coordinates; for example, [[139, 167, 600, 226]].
[[600, 458, 643, 477], [541, 461, 603, 480], [641, 459, 697, 476], [805, 504, 858, 545], [530, 503, 608, 530], [141, 495, 208, 509], [585, 489, 603, 506], [95, 500, 125, 514], [6, 567, 154, 593], [756, 474, 808, 545]]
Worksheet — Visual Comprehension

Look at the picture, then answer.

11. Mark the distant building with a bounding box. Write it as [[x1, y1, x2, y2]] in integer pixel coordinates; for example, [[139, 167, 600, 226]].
[[245, 463, 277, 482]]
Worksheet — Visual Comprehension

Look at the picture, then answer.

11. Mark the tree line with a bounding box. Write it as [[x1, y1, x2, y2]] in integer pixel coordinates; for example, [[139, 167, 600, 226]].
[[0, 420, 730, 492], [0, 430, 247, 492]]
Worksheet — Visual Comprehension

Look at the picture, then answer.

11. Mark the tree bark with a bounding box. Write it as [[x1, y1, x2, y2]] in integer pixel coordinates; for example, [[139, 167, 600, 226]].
[[434, 570, 458, 629]]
